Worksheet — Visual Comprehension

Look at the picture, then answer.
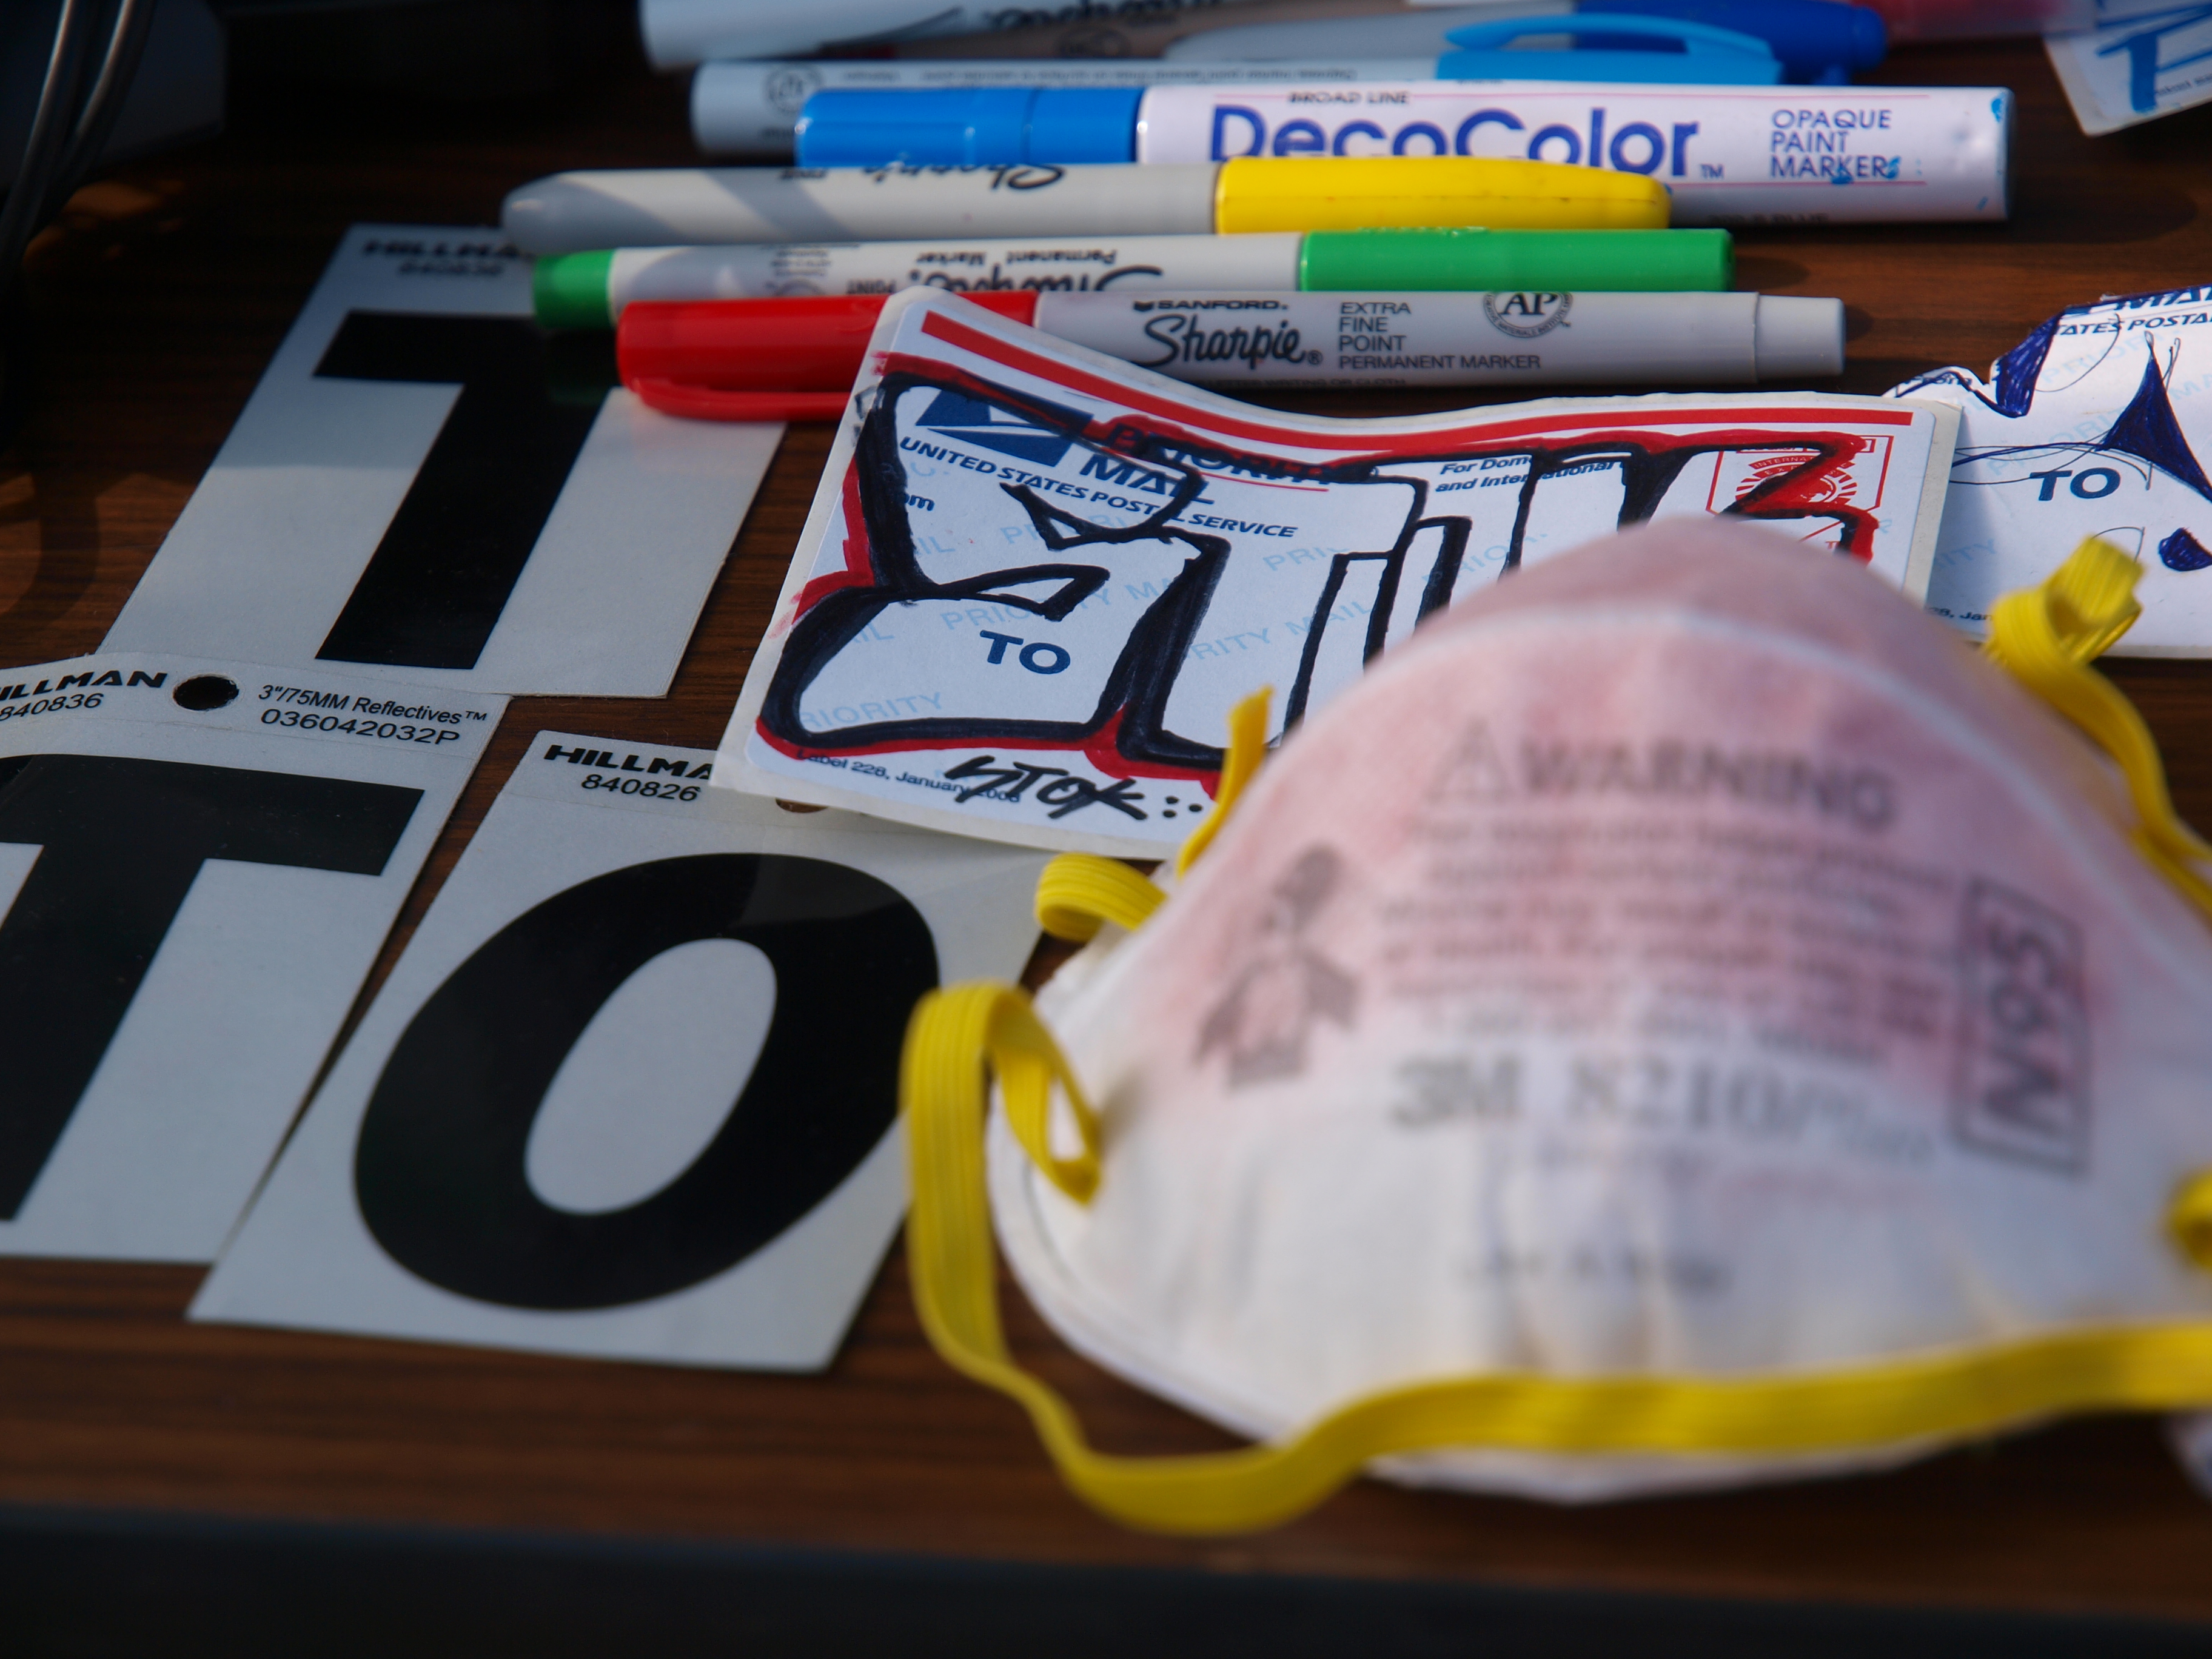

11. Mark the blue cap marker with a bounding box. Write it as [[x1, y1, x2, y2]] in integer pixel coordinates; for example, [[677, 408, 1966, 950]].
[[1586, 0, 1886, 84], [801, 86, 1145, 169]]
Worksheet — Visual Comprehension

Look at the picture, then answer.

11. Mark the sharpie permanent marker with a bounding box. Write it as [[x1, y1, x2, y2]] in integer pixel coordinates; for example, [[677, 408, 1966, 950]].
[[500, 157, 1671, 258], [533, 227, 1735, 329], [793, 82, 2011, 225], [617, 290, 1846, 420]]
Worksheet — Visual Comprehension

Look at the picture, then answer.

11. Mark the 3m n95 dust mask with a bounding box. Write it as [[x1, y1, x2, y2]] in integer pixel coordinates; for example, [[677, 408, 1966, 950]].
[[898, 518, 2212, 1531]]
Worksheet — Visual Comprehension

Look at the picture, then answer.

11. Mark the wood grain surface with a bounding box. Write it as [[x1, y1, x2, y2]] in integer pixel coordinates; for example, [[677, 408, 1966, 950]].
[[3, 34, 2212, 1622]]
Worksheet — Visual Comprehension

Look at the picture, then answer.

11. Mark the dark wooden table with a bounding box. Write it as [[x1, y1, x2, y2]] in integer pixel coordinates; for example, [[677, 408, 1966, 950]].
[[5, 32, 2212, 1635]]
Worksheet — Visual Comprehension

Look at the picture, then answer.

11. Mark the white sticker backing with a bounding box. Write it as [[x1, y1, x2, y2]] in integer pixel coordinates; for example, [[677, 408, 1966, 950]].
[[193, 732, 1047, 1371], [103, 226, 780, 697], [0, 654, 501, 1261]]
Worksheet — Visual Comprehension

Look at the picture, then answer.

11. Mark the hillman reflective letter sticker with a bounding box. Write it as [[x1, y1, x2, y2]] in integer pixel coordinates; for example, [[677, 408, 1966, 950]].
[[193, 732, 1045, 1370], [102, 224, 779, 695], [0, 653, 501, 1261]]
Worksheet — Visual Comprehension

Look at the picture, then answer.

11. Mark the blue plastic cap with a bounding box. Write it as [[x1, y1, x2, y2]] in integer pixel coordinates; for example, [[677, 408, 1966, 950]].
[[795, 87, 1141, 167], [1027, 89, 1146, 163], [1587, 1, 1886, 81]]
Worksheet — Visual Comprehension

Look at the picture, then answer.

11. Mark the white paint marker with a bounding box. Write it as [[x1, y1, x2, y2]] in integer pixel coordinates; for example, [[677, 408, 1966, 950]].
[[690, 59, 1450, 155], [1131, 82, 2013, 226]]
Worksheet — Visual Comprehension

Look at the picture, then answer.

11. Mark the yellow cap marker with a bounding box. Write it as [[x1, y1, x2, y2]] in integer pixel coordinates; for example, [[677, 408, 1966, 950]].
[[502, 157, 1669, 256], [1213, 155, 1670, 233]]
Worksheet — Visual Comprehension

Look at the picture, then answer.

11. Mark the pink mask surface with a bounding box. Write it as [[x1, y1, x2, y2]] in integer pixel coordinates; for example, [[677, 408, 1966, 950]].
[[991, 518, 2212, 1501]]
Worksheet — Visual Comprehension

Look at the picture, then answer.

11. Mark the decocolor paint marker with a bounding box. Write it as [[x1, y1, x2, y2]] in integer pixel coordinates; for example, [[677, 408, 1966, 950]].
[[694, 59, 1449, 155], [500, 156, 1670, 258], [797, 25, 1787, 173], [534, 227, 1735, 329], [1136, 83, 2010, 226], [789, 81, 2011, 226], [618, 290, 1846, 420]]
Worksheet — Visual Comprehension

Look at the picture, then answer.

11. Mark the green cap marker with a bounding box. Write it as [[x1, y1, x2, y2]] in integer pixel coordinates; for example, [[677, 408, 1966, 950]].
[[535, 248, 617, 330], [1301, 227, 1731, 294], [534, 227, 1734, 330]]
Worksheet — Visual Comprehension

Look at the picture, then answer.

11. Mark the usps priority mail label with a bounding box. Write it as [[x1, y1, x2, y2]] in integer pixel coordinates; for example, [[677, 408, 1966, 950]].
[[193, 732, 1046, 1370], [721, 288, 1958, 856], [0, 654, 500, 1261]]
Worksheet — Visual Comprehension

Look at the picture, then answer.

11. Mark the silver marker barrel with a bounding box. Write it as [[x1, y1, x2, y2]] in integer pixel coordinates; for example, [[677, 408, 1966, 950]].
[[1029, 290, 1845, 386]]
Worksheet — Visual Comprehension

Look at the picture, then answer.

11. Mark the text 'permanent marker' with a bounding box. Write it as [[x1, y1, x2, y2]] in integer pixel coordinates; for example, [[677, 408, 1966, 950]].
[[617, 290, 1846, 420], [500, 157, 1671, 258], [534, 227, 1736, 329], [791, 82, 2011, 226]]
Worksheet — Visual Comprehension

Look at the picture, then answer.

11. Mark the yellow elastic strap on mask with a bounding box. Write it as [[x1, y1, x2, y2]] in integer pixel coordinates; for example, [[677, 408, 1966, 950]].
[[903, 984, 2212, 1535], [1173, 687, 1272, 879], [1985, 537, 2212, 919], [1030, 688, 1272, 943], [1034, 854, 1164, 943], [2173, 1171, 2212, 1271]]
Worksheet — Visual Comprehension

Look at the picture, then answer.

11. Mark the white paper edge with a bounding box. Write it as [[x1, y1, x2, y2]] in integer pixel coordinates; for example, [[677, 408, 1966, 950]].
[[1893, 397, 1959, 605]]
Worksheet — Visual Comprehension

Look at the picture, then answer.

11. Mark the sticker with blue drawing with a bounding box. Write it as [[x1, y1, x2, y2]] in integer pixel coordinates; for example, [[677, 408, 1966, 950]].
[[719, 290, 1958, 856], [2045, 5, 2212, 136], [1894, 284, 2212, 649]]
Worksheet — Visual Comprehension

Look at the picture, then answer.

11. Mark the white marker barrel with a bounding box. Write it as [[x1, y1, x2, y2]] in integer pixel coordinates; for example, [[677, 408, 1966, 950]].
[[1133, 84, 2012, 226], [691, 60, 1438, 155], [1030, 290, 1846, 386], [603, 235, 1306, 315], [503, 165, 1222, 256]]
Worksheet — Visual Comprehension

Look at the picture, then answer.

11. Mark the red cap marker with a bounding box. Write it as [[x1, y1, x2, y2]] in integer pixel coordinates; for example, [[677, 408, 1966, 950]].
[[618, 292, 1036, 421]]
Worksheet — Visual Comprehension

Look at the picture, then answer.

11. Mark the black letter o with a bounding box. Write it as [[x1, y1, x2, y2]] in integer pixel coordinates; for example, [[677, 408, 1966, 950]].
[[354, 854, 936, 1309]]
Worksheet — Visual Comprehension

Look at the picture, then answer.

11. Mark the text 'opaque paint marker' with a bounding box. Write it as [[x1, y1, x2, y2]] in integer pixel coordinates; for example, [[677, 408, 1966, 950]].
[[500, 157, 1671, 258], [534, 228, 1736, 329], [789, 82, 2011, 225], [618, 290, 1846, 420]]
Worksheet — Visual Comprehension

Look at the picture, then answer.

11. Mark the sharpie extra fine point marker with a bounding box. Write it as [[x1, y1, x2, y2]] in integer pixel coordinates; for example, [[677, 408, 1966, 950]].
[[617, 290, 1846, 420], [499, 157, 1670, 258], [534, 227, 1735, 329]]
